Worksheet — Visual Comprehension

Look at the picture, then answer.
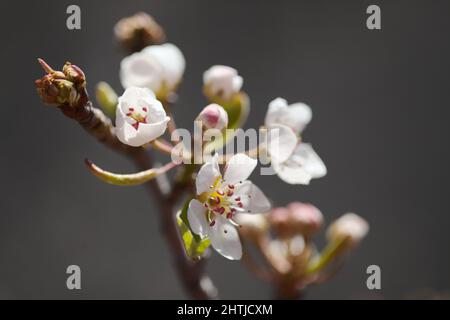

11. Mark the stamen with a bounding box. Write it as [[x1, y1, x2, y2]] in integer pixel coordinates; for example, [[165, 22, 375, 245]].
[[209, 220, 216, 227], [142, 107, 147, 112], [235, 197, 241, 201], [228, 184, 235, 189]]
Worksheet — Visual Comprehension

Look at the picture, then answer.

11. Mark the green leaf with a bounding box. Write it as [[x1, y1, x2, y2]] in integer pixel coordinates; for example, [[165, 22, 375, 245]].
[[177, 199, 211, 260]]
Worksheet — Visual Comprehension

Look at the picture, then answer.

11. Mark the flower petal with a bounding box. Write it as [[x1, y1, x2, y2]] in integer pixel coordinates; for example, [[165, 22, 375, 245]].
[[144, 43, 185, 89], [272, 143, 326, 184], [136, 117, 170, 142], [187, 199, 209, 238], [209, 216, 242, 260], [120, 52, 163, 91], [116, 121, 139, 146], [223, 154, 257, 185], [267, 124, 297, 164], [234, 181, 271, 213], [196, 154, 221, 195], [285, 102, 312, 134], [292, 143, 327, 179], [272, 160, 312, 185], [264, 97, 288, 128]]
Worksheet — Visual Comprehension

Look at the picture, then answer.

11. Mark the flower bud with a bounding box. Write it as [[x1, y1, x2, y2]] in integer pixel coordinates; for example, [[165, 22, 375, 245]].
[[203, 65, 243, 101], [114, 12, 165, 53], [287, 202, 323, 237], [35, 59, 84, 107], [326, 213, 369, 247], [234, 213, 269, 241], [268, 202, 323, 239], [196, 104, 228, 130]]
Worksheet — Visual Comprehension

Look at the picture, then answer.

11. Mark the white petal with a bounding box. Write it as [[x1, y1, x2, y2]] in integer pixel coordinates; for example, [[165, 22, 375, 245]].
[[267, 124, 297, 164], [272, 161, 312, 185], [115, 121, 140, 146], [136, 117, 170, 141], [264, 97, 288, 128], [195, 154, 221, 195], [144, 43, 185, 89], [120, 52, 163, 91], [293, 143, 327, 179], [187, 199, 209, 238], [223, 154, 257, 185], [234, 181, 271, 214], [209, 216, 242, 260], [264, 98, 312, 134], [284, 103, 312, 134]]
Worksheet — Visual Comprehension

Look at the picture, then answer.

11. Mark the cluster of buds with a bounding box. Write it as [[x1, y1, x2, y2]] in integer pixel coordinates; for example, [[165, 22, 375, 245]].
[[35, 59, 86, 108], [237, 202, 368, 298], [114, 12, 166, 53]]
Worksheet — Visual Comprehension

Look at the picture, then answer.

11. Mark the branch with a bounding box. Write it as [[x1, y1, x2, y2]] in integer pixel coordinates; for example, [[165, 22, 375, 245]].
[[35, 61, 217, 299]]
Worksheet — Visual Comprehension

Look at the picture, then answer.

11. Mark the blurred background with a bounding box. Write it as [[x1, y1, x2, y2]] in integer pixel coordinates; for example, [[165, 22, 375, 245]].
[[0, 0, 449, 299]]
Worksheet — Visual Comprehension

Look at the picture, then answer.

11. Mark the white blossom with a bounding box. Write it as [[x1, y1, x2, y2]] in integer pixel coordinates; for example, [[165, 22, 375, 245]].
[[188, 154, 271, 260], [264, 97, 326, 185], [120, 43, 185, 96], [115, 87, 170, 147], [203, 65, 243, 100]]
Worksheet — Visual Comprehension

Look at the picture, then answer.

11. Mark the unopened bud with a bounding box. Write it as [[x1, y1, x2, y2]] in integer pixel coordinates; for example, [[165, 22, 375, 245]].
[[35, 59, 85, 107], [234, 213, 269, 240], [115, 12, 165, 53], [203, 65, 243, 101], [287, 202, 323, 237], [269, 202, 323, 239], [196, 104, 228, 130], [326, 213, 369, 247]]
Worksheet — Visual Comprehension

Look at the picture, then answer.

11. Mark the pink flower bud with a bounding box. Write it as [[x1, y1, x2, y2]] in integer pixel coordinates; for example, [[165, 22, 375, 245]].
[[288, 202, 323, 237], [268, 202, 323, 239], [196, 104, 228, 130]]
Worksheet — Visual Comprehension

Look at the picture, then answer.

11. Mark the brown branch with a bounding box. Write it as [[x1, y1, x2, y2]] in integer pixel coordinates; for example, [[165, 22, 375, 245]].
[[40, 81, 217, 299]]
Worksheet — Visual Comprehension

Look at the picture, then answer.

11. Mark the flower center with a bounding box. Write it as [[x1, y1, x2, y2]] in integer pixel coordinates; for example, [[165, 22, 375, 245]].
[[126, 106, 148, 130], [200, 180, 245, 227]]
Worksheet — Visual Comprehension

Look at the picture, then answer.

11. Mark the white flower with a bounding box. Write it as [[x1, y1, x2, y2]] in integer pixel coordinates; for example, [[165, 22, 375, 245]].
[[265, 97, 312, 135], [196, 104, 228, 130], [203, 65, 243, 100], [120, 43, 185, 95], [263, 97, 326, 185], [187, 154, 271, 260], [326, 213, 369, 246], [115, 87, 170, 147]]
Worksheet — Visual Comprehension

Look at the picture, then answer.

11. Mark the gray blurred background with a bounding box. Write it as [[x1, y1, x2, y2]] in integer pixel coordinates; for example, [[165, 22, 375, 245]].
[[0, 0, 449, 299]]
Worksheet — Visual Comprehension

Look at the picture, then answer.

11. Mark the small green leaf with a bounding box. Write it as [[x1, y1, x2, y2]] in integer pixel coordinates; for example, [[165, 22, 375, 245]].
[[96, 81, 118, 118], [85, 159, 176, 186]]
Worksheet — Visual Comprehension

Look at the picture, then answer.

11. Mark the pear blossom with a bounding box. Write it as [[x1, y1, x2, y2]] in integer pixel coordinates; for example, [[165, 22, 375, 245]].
[[264, 97, 326, 185], [115, 87, 170, 147], [187, 154, 271, 260], [120, 43, 185, 96], [203, 65, 243, 100], [196, 104, 228, 130]]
